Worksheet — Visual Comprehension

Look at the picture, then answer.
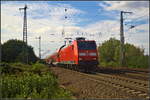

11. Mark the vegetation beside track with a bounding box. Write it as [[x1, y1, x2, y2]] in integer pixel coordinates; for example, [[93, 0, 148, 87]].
[[98, 38, 149, 68], [0, 62, 72, 99], [1, 39, 38, 63]]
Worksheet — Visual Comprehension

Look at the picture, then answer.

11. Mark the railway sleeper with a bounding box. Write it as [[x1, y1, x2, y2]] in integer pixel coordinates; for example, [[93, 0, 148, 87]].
[[138, 93, 148, 96], [126, 89, 135, 93], [138, 93, 149, 98], [121, 88, 144, 97], [132, 91, 141, 94], [146, 96, 150, 99]]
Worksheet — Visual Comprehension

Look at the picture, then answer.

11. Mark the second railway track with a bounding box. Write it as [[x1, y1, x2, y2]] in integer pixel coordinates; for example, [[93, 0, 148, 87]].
[[96, 67, 149, 81], [77, 71, 150, 99]]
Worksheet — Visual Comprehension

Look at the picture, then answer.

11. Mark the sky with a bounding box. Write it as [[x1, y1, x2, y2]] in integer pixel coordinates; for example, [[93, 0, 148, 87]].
[[1, 1, 149, 58]]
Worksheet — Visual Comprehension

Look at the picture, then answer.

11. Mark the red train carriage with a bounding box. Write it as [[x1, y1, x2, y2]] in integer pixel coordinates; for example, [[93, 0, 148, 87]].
[[46, 37, 98, 71]]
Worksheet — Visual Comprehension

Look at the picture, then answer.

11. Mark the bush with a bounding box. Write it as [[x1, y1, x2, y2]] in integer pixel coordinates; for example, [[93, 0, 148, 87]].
[[0, 62, 22, 74], [0, 72, 72, 99], [107, 61, 118, 67], [0, 62, 72, 99], [31, 62, 47, 74]]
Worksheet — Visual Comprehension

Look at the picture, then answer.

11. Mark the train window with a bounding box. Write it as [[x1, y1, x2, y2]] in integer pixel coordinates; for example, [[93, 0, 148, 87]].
[[77, 41, 96, 50]]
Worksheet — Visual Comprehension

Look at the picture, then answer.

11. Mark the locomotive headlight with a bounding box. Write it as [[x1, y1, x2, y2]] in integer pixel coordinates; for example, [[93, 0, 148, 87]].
[[79, 53, 86, 56], [79, 58, 82, 60], [89, 53, 97, 56], [93, 58, 97, 60]]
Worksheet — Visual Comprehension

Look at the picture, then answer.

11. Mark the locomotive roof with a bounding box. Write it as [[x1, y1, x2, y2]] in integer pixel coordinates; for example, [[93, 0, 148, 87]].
[[75, 40, 95, 42]]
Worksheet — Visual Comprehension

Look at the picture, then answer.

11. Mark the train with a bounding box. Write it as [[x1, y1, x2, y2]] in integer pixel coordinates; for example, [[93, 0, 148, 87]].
[[45, 37, 99, 72]]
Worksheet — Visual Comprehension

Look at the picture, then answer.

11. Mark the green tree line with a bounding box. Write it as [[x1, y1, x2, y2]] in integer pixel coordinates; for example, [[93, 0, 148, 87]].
[[98, 38, 149, 68], [1, 39, 38, 64], [1, 39, 149, 68]]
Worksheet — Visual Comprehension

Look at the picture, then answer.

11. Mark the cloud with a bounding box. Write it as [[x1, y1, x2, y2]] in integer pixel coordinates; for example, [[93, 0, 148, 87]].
[[1, 1, 85, 58], [125, 23, 149, 54], [99, 1, 149, 21], [104, 1, 149, 10], [1, 1, 149, 58], [97, 1, 149, 55]]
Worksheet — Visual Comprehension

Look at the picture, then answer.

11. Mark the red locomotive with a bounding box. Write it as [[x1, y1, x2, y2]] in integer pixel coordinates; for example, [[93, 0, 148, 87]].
[[45, 37, 98, 72]]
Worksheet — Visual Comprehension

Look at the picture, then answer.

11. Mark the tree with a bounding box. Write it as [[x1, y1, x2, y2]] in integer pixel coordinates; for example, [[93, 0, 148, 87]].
[[98, 38, 120, 66], [98, 38, 149, 68], [124, 43, 148, 68], [2, 39, 38, 63]]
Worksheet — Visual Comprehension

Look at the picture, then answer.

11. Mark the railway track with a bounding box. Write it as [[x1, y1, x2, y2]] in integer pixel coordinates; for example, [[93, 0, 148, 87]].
[[50, 66, 149, 99], [95, 73, 149, 88], [120, 72, 149, 81], [77, 72, 150, 99], [97, 66, 149, 74], [96, 67, 149, 81]]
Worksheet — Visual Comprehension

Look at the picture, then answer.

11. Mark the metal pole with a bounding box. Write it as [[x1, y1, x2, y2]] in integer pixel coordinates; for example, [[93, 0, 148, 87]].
[[120, 11, 132, 67], [120, 11, 124, 66], [19, 5, 28, 64], [36, 36, 41, 59], [19, 5, 28, 44], [39, 36, 41, 59]]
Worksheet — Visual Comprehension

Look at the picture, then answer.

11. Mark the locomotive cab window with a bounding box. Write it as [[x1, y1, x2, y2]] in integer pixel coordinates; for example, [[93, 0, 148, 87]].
[[77, 41, 96, 50]]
